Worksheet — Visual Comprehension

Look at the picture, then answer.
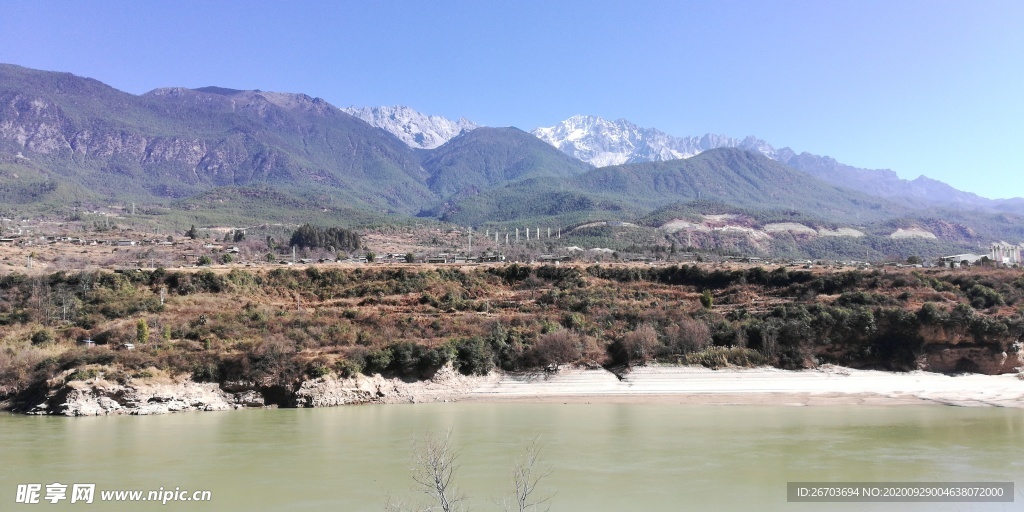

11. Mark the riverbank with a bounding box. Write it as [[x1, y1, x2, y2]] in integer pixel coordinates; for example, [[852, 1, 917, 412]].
[[466, 365, 1024, 408], [4, 363, 496, 415], [7, 364, 1022, 415]]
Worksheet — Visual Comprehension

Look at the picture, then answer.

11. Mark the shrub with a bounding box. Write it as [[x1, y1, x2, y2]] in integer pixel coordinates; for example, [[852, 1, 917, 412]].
[[31, 329, 54, 346], [136, 319, 149, 345], [386, 342, 452, 378], [562, 312, 586, 331], [967, 284, 1004, 309], [683, 346, 767, 369], [622, 323, 659, 365], [453, 337, 495, 376], [364, 348, 394, 375], [306, 359, 331, 379], [664, 317, 712, 354], [192, 361, 219, 382], [335, 359, 363, 378], [68, 368, 101, 381], [699, 289, 713, 309], [530, 330, 583, 367]]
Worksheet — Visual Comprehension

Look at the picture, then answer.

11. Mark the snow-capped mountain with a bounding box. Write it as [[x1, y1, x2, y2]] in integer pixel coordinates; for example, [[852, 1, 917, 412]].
[[343, 105, 478, 149], [532, 115, 778, 167], [533, 115, 1003, 212]]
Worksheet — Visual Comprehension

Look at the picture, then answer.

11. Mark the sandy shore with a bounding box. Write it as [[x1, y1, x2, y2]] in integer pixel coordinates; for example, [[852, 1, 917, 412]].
[[465, 365, 1024, 407]]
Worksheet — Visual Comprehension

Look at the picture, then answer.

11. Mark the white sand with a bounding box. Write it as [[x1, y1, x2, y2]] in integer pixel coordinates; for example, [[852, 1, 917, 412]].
[[468, 366, 1024, 407]]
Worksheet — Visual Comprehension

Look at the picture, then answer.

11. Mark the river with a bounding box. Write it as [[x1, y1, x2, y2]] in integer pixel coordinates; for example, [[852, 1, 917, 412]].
[[2, 404, 1021, 511]]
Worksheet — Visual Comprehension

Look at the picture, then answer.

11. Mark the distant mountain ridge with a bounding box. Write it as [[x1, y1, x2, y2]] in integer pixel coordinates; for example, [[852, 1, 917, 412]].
[[290, 106, 1017, 216], [532, 115, 1022, 214], [0, 63, 434, 212], [421, 127, 591, 198], [343, 105, 478, 149], [432, 147, 907, 226], [0, 64, 590, 218], [532, 115, 777, 167], [3, 62, 1024, 261]]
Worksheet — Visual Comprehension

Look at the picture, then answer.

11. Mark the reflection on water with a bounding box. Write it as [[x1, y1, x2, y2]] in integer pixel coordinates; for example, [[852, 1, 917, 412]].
[[2, 405, 1022, 511]]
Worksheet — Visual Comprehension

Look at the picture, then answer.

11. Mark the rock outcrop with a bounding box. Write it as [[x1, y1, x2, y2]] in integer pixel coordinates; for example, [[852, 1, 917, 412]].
[[924, 343, 1023, 375], [26, 375, 257, 416], [295, 363, 494, 407], [19, 363, 494, 416]]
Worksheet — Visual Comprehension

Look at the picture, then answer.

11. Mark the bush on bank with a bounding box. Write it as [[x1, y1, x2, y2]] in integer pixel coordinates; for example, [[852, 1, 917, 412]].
[[1, 264, 1022, 400]]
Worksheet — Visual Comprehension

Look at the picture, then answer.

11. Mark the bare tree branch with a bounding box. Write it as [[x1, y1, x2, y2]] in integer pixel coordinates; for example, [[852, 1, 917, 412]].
[[390, 431, 555, 512], [504, 436, 554, 512], [410, 429, 467, 512]]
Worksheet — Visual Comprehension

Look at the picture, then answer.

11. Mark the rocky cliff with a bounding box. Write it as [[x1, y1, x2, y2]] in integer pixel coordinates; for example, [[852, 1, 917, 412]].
[[15, 364, 491, 416]]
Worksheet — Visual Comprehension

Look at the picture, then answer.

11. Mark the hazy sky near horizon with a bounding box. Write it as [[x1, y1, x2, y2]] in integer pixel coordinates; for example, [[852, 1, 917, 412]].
[[1, 0, 1022, 199]]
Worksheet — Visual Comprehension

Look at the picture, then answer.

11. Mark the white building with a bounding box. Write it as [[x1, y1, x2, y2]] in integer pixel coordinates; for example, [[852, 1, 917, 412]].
[[990, 241, 1022, 265], [940, 253, 985, 267]]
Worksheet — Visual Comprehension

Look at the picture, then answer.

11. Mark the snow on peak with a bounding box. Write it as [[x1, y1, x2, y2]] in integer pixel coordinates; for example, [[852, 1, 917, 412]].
[[532, 115, 779, 167], [343, 105, 479, 149]]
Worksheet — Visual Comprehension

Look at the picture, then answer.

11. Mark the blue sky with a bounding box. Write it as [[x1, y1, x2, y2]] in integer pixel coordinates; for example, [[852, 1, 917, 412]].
[[1, 0, 1022, 199]]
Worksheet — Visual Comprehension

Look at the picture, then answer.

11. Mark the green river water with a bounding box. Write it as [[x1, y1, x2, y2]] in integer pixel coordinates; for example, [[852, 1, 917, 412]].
[[2, 404, 1021, 511]]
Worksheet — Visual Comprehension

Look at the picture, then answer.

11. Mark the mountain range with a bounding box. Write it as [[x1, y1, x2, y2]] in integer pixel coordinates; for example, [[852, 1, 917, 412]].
[[1, 63, 1022, 259], [529, 115, 1022, 215], [348, 108, 1020, 216], [532, 115, 777, 166], [342, 105, 477, 150]]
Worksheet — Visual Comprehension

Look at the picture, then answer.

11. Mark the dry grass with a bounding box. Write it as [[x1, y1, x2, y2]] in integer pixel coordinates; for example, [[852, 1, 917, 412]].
[[2, 261, 1022, 399]]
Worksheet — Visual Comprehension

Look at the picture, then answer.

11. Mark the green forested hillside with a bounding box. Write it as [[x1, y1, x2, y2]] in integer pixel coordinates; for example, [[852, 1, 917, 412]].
[[421, 127, 592, 197], [432, 148, 911, 227], [571, 148, 906, 222], [0, 64, 434, 212]]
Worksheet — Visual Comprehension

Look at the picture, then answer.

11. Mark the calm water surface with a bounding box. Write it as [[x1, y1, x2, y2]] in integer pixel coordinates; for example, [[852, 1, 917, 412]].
[[2, 404, 1021, 511]]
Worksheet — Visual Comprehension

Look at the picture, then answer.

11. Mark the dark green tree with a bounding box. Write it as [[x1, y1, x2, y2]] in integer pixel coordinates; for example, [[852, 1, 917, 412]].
[[289, 224, 361, 251], [136, 318, 149, 345], [700, 289, 714, 309]]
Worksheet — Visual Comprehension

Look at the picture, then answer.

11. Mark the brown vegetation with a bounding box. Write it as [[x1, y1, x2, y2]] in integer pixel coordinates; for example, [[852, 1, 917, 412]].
[[2, 263, 1023, 407]]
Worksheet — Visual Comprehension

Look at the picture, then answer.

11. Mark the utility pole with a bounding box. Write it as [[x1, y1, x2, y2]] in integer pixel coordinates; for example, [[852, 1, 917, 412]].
[[468, 227, 472, 254]]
